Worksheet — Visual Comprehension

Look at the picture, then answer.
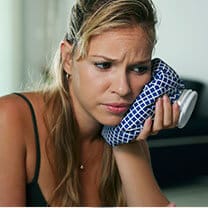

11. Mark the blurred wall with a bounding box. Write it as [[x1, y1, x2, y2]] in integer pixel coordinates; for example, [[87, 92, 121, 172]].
[[0, 0, 23, 95], [22, 0, 70, 88]]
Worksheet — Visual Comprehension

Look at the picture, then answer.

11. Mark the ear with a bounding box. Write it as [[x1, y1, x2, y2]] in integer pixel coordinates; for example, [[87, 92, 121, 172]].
[[60, 40, 73, 75]]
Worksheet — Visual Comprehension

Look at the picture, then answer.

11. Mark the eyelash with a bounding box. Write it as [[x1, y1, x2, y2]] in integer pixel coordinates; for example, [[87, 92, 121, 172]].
[[94, 62, 150, 74], [129, 65, 150, 74], [94, 62, 112, 69]]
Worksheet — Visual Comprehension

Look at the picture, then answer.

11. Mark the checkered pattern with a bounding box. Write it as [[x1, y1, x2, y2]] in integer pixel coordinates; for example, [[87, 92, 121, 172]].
[[101, 58, 185, 146]]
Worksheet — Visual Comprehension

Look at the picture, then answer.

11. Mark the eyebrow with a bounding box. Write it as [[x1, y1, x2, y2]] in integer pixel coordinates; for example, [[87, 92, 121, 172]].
[[132, 59, 151, 65], [90, 55, 151, 64], [90, 55, 118, 62]]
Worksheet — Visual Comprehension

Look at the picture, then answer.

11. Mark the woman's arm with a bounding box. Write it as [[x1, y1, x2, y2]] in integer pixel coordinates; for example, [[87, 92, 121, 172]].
[[0, 95, 26, 206], [113, 140, 169, 206], [113, 95, 179, 206]]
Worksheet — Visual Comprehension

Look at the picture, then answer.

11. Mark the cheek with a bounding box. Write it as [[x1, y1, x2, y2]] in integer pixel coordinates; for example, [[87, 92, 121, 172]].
[[131, 72, 152, 96], [71, 63, 103, 100], [70, 71, 81, 96], [144, 71, 152, 85], [71, 62, 91, 91]]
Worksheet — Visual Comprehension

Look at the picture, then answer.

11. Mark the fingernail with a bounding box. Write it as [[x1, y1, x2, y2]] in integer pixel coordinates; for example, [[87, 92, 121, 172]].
[[173, 101, 180, 109], [156, 97, 161, 106], [163, 94, 171, 103], [163, 94, 168, 100], [147, 116, 152, 126], [174, 100, 179, 106]]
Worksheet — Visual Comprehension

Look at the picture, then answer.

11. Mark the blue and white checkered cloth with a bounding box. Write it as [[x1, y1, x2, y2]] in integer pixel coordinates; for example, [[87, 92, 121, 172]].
[[101, 58, 185, 146]]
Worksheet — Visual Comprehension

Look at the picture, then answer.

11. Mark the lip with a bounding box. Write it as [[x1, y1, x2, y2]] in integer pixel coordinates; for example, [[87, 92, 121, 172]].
[[103, 103, 130, 114]]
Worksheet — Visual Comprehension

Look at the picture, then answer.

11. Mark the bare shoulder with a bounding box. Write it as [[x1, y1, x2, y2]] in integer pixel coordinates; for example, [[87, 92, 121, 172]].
[[0, 93, 25, 135], [0, 93, 33, 132], [0, 92, 43, 205], [0, 91, 45, 144]]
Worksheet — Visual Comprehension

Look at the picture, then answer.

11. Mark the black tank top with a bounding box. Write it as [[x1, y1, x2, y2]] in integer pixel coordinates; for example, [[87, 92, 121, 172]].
[[14, 93, 48, 207]]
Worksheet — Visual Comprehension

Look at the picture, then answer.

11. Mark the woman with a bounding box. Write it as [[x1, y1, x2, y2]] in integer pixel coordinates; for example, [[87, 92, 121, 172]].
[[0, 0, 178, 206]]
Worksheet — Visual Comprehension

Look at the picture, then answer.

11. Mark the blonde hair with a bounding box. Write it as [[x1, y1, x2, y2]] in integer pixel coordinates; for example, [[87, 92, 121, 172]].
[[43, 0, 157, 206], [68, 0, 157, 59]]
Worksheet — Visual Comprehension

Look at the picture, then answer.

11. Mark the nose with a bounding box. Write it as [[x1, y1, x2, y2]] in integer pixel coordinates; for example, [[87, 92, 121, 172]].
[[110, 70, 131, 97]]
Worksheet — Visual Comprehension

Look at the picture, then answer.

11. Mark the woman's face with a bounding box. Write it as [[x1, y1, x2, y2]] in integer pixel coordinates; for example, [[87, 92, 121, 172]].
[[68, 26, 153, 127]]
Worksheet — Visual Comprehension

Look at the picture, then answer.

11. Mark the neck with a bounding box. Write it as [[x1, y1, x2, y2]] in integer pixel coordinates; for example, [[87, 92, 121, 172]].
[[78, 121, 102, 142], [71, 105, 102, 141], [79, 132, 104, 171]]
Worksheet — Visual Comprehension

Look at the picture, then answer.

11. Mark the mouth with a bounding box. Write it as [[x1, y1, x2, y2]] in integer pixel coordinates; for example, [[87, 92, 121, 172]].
[[103, 103, 131, 115]]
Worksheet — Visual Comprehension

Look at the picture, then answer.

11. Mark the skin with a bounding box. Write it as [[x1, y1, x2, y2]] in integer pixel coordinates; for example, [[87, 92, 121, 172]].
[[0, 26, 179, 206], [64, 27, 153, 136]]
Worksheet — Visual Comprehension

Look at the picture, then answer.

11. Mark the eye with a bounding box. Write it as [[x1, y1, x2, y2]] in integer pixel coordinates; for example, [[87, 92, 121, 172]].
[[94, 62, 112, 69], [129, 65, 150, 74]]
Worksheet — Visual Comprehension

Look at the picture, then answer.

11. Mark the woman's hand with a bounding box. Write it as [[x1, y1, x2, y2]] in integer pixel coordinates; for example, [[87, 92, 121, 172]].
[[136, 94, 180, 141], [112, 95, 179, 206]]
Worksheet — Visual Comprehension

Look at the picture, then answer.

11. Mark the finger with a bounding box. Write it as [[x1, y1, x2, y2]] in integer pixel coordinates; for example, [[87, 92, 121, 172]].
[[136, 117, 152, 140], [172, 101, 180, 127], [163, 95, 173, 127], [152, 97, 163, 133]]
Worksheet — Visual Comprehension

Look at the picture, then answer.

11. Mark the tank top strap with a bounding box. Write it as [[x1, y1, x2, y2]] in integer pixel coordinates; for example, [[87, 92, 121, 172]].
[[14, 93, 41, 183]]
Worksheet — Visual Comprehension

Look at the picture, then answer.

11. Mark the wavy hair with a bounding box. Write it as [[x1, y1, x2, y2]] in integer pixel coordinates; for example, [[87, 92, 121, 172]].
[[43, 0, 157, 206]]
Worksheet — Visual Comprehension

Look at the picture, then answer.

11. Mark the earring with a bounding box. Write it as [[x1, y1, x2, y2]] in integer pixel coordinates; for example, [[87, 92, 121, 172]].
[[66, 73, 69, 80]]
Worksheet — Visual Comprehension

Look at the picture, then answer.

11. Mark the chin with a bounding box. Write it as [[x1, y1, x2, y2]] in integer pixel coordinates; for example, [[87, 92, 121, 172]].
[[100, 116, 123, 127]]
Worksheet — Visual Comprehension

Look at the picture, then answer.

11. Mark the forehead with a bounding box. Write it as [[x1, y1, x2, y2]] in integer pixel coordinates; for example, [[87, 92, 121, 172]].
[[87, 26, 152, 57]]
